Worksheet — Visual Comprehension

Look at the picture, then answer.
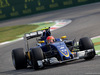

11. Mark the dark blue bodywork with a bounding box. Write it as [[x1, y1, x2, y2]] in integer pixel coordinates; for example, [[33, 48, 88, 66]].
[[34, 28, 73, 61], [51, 42, 73, 60]]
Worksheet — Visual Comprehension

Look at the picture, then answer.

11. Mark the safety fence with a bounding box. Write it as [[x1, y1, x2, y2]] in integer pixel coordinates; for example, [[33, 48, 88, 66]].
[[0, 0, 100, 21]]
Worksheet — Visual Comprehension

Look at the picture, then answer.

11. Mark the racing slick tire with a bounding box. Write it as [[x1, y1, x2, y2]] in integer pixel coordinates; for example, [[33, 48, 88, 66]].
[[12, 48, 27, 70], [30, 48, 44, 70], [79, 37, 96, 60]]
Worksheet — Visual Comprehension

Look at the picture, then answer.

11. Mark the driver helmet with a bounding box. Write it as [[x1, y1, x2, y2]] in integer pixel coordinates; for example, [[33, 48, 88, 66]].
[[46, 36, 55, 43]]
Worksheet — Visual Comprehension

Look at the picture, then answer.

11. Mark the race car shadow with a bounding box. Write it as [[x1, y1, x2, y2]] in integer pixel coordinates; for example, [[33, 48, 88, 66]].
[[0, 57, 96, 75], [42, 57, 97, 70], [43, 59, 86, 70]]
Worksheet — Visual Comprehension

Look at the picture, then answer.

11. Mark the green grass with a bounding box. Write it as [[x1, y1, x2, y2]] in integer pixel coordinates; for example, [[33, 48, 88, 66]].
[[92, 38, 100, 55], [92, 38, 100, 43], [92, 38, 100, 51], [0, 22, 55, 43], [0, 25, 38, 43], [94, 45, 100, 51]]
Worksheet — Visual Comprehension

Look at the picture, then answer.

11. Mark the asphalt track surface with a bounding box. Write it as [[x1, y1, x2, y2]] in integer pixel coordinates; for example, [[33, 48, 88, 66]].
[[0, 2, 100, 75]]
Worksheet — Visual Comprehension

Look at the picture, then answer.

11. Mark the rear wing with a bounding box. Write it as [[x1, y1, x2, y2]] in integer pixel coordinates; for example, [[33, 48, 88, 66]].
[[24, 30, 43, 40], [24, 27, 50, 51], [24, 30, 43, 51], [24, 27, 50, 40]]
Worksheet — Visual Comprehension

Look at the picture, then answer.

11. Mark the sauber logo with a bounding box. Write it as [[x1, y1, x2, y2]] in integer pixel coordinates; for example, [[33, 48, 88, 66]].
[[61, 49, 66, 52], [60, 47, 64, 49]]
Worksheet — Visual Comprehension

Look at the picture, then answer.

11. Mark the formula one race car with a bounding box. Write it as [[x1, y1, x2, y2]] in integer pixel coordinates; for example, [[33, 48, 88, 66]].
[[12, 27, 96, 70]]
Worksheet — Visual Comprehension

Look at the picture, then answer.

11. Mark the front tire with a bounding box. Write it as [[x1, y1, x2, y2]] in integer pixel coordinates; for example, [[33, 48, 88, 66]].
[[30, 48, 44, 70], [79, 37, 95, 60], [12, 48, 27, 70]]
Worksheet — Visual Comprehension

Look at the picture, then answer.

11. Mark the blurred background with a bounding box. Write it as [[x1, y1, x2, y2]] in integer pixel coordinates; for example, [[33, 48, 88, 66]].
[[0, 0, 99, 21]]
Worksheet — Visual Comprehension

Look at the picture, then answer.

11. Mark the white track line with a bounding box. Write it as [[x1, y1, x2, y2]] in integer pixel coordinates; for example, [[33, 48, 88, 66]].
[[91, 35, 100, 40]]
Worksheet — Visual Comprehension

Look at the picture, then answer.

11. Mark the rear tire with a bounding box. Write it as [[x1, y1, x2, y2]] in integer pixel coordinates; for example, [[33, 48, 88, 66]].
[[79, 37, 95, 60], [12, 48, 27, 70], [30, 48, 44, 70]]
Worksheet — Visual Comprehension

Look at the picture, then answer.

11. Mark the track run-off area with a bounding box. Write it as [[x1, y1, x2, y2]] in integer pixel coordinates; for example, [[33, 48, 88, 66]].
[[0, 2, 100, 75]]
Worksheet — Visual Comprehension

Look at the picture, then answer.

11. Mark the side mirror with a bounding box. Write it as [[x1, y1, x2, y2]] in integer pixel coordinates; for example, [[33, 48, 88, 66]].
[[38, 41, 45, 43], [61, 36, 67, 39]]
